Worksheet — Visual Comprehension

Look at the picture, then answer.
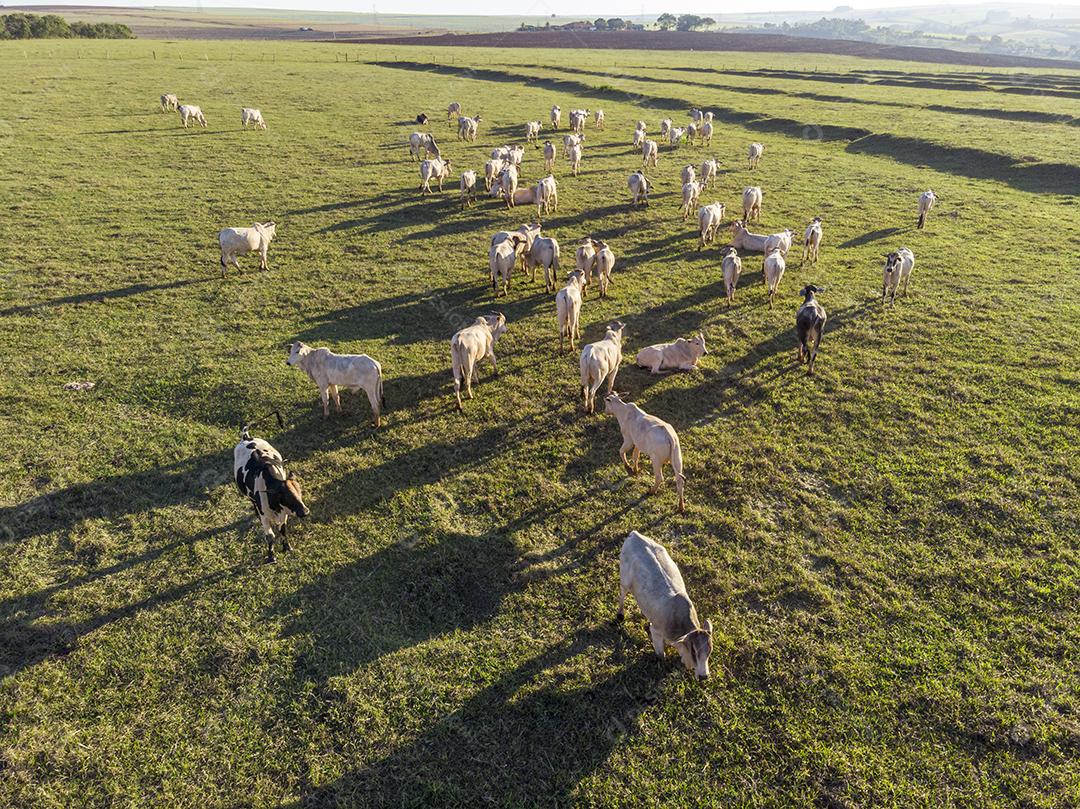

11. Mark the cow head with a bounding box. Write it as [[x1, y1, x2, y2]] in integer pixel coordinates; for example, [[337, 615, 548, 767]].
[[258, 221, 276, 242], [693, 332, 708, 354], [286, 341, 311, 367], [278, 471, 309, 519], [485, 312, 507, 340], [799, 285, 823, 300], [884, 252, 901, 279], [606, 321, 625, 343], [674, 619, 714, 681], [603, 391, 628, 414]]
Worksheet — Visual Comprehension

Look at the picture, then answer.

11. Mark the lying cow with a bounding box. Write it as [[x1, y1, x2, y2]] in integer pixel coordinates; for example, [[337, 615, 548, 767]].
[[605, 393, 686, 512], [219, 221, 276, 276], [635, 333, 707, 374], [234, 427, 309, 563], [286, 341, 384, 426], [617, 530, 713, 681]]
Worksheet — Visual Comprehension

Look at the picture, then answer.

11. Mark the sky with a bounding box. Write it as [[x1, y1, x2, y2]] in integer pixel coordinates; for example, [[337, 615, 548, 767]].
[[6, 0, 1067, 17]]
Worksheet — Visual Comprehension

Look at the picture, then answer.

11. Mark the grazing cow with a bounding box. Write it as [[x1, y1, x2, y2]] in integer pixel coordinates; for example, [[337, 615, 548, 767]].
[[796, 285, 827, 374], [419, 158, 452, 194], [617, 531, 712, 678], [527, 235, 561, 292], [742, 186, 763, 222], [636, 333, 707, 374], [669, 127, 686, 147], [234, 428, 309, 563], [580, 321, 625, 414], [700, 120, 713, 146], [917, 189, 936, 229], [447, 101, 461, 124], [700, 157, 718, 189], [763, 247, 786, 308], [721, 247, 742, 306], [492, 223, 542, 274], [568, 141, 583, 177], [802, 217, 823, 263], [526, 120, 543, 144], [241, 108, 267, 130], [686, 122, 698, 145], [681, 164, 696, 186], [451, 313, 507, 411], [605, 394, 686, 512], [219, 221, 276, 275], [160, 93, 179, 113], [882, 247, 915, 304], [730, 220, 769, 252], [682, 181, 703, 221], [408, 131, 440, 161], [460, 170, 478, 209], [555, 270, 585, 352], [748, 142, 765, 169], [490, 232, 528, 295], [457, 115, 481, 142], [642, 139, 659, 168], [697, 202, 726, 250], [632, 128, 646, 149], [416, 112, 429, 125], [551, 105, 562, 129], [537, 175, 558, 218], [594, 109, 605, 129], [629, 171, 650, 206], [543, 141, 556, 173], [287, 341, 384, 426], [659, 118, 672, 138], [178, 104, 206, 128]]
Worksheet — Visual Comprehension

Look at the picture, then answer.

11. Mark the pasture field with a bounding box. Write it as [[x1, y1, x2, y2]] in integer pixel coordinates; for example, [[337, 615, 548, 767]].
[[1, 39, 1079, 807]]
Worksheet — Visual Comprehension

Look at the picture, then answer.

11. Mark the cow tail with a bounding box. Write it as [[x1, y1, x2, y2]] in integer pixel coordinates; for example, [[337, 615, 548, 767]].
[[379, 372, 385, 409]]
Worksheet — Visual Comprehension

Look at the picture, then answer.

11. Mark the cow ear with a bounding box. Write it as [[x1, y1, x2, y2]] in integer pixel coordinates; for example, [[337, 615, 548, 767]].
[[703, 619, 713, 635]]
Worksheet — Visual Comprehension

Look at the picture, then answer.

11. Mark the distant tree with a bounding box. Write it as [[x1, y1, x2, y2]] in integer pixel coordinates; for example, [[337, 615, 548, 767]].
[[594, 18, 608, 30], [656, 13, 677, 30], [676, 14, 708, 31], [607, 17, 627, 30]]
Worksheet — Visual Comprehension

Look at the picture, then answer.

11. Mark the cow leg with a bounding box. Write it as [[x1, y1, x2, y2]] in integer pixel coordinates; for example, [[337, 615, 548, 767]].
[[650, 458, 664, 494], [365, 385, 381, 427], [279, 520, 291, 553], [605, 369, 619, 395], [616, 583, 628, 621], [320, 388, 330, 417], [649, 624, 666, 658], [329, 384, 342, 414], [488, 349, 498, 377], [620, 439, 635, 474]]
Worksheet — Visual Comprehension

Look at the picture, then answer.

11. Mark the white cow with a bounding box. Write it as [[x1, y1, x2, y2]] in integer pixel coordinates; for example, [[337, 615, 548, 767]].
[[447, 101, 462, 124], [537, 175, 558, 218], [450, 313, 507, 411], [490, 232, 528, 296], [580, 320, 624, 414], [917, 189, 936, 229], [492, 223, 542, 274], [551, 105, 562, 129], [763, 247, 786, 308], [420, 158, 452, 194], [669, 127, 686, 147], [497, 164, 519, 208], [160, 93, 179, 113], [763, 229, 794, 259], [721, 247, 742, 306], [629, 171, 650, 206], [730, 221, 770, 252], [882, 247, 915, 304], [802, 217, 823, 264], [632, 128, 646, 149], [409, 131, 440, 161], [526, 120, 543, 144], [178, 104, 206, 128], [680, 164, 696, 186], [742, 186, 762, 222], [748, 142, 765, 169], [700, 157, 718, 189], [562, 133, 583, 156], [697, 202, 726, 250], [219, 221, 275, 275], [543, 141, 556, 173], [659, 118, 672, 138], [457, 115, 481, 142], [460, 170, 478, 209], [555, 270, 585, 352], [617, 531, 711, 678], [700, 120, 713, 146], [575, 237, 597, 285], [568, 141, 582, 177], [526, 235, 561, 292], [591, 240, 615, 298], [635, 333, 707, 374], [604, 394, 686, 512], [681, 181, 702, 221], [642, 139, 659, 168], [287, 341, 384, 425], [483, 159, 504, 191], [241, 108, 266, 130], [594, 109, 605, 129]]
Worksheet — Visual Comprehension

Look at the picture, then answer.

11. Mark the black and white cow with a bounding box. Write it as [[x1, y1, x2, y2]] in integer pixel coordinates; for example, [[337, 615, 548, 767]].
[[233, 427, 309, 562]]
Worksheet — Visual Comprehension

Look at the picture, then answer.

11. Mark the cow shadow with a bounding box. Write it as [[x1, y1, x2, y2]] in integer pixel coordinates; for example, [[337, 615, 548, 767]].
[[838, 227, 903, 249], [286, 627, 667, 806], [0, 277, 213, 317]]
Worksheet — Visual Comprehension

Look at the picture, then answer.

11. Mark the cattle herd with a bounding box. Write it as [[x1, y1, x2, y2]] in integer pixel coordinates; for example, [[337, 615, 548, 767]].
[[203, 92, 939, 679]]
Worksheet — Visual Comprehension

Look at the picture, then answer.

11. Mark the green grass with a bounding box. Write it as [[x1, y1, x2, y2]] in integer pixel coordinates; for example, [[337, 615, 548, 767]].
[[1, 39, 1078, 807]]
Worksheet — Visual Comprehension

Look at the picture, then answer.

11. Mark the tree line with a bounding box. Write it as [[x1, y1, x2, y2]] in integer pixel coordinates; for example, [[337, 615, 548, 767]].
[[1, 13, 135, 40]]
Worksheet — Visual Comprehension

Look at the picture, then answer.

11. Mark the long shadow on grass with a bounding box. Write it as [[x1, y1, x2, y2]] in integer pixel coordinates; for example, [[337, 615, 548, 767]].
[[0, 277, 213, 317], [838, 227, 903, 249], [290, 628, 665, 806]]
